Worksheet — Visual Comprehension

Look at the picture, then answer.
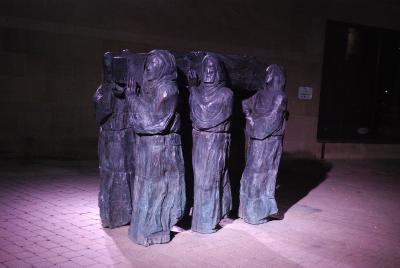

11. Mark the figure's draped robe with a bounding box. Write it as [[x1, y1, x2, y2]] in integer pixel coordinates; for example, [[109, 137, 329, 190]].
[[239, 88, 287, 224], [128, 80, 185, 246], [93, 84, 133, 228], [190, 84, 233, 233]]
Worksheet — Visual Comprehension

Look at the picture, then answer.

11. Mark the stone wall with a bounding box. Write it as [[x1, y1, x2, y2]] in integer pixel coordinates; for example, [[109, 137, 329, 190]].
[[1, 0, 400, 159]]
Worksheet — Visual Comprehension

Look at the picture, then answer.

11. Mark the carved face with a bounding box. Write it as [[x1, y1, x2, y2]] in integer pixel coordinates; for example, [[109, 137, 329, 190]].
[[202, 58, 217, 84], [144, 54, 162, 81]]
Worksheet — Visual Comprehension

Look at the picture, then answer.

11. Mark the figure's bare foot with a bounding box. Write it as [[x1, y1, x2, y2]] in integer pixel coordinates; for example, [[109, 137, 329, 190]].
[[219, 217, 234, 227], [171, 225, 185, 233], [268, 213, 284, 220]]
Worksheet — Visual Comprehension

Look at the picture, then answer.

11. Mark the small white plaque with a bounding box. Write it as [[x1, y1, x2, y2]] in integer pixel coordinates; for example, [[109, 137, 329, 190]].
[[298, 86, 313, 100]]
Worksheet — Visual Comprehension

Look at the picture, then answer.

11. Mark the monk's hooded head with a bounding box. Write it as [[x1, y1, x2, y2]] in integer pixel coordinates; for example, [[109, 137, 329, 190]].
[[265, 64, 286, 90], [144, 49, 177, 83], [102, 52, 113, 83], [200, 54, 225, 88]]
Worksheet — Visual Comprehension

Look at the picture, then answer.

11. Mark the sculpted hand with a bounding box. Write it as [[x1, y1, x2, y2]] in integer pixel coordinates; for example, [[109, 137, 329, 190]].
[[188, 69, 198, 88], [126, 77, 136, 97], [248, 117, 254, 127], [243, 108, 252, 118], [242, 99, 252, 118]]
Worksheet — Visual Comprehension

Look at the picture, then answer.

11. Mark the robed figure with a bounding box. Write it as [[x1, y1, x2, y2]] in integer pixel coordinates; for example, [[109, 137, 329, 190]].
[[127, 50, 185, 246], [93, 52, 133, 228], [239, 64, 287, 224], [189, 54, 233, 233]]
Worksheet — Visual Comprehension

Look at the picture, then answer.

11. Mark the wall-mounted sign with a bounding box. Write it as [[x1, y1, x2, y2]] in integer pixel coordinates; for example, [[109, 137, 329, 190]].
[[298, 86, 313, 100]]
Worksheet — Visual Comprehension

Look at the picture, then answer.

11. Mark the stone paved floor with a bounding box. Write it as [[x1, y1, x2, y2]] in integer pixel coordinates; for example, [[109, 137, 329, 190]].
[[0, 158, 399, 268]]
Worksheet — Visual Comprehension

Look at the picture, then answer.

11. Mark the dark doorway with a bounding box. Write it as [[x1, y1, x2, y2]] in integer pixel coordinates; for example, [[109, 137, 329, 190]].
[[318, 20, 400, 143]]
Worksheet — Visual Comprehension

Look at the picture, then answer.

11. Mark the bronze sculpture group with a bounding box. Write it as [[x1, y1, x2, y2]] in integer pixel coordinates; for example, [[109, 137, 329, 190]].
[[93, 49, 287, 246]]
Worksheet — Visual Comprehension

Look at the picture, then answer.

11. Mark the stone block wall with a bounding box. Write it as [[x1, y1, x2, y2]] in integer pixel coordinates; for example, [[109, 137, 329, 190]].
[[1, 0, 399, 159]]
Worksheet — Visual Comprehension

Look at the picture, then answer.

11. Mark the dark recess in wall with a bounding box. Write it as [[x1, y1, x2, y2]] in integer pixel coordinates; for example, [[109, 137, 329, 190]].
[[318, 20, 400, 143]]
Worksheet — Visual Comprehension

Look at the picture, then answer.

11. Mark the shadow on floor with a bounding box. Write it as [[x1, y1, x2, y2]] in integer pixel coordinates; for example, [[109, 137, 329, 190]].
[[177, 151, 332, 231], [272, 152, 332, 220]]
